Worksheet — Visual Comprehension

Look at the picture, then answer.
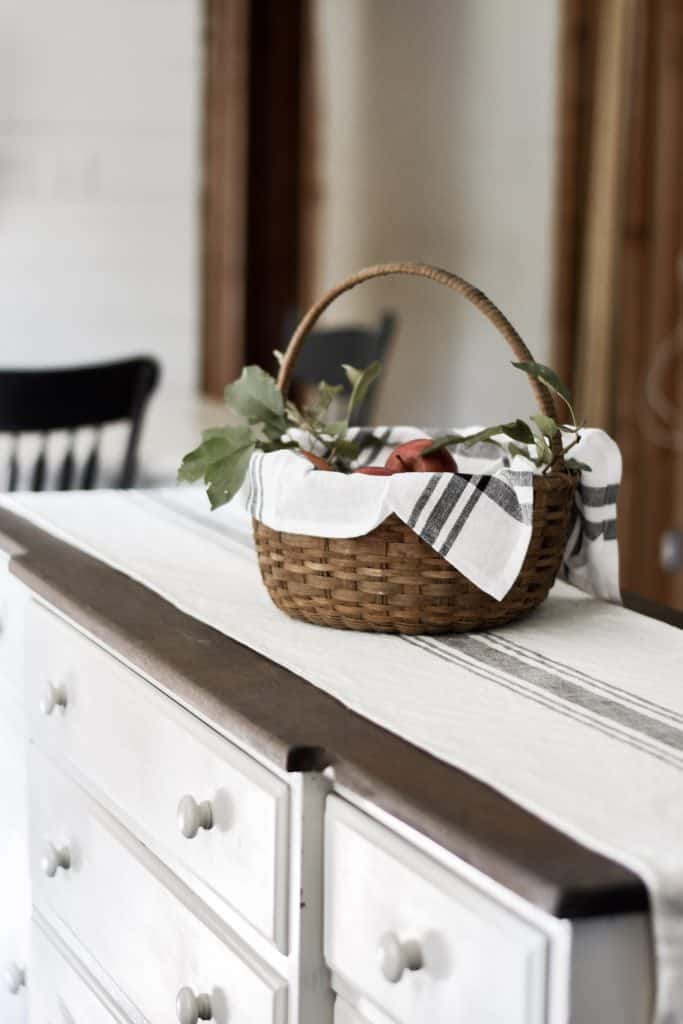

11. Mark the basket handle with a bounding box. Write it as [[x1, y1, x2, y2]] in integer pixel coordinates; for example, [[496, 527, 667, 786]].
[[276, 262, 563, 465]]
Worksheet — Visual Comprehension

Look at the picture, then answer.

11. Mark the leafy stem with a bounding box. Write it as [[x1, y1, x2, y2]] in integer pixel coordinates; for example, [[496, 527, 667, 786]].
[[177, 360, 382, 509]]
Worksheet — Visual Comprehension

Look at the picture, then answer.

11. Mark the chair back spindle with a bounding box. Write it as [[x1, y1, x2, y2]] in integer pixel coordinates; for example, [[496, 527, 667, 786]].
[[31, 434, 48, 491], [58, 433, 76, 491], [7, 436, 19, 492], [81, 429, 102, 490]]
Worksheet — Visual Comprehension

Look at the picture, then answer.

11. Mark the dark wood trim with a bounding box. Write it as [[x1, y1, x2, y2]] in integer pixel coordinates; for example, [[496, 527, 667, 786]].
[[623, 590, 683, 630], [245, 0, 305, 371], [551, 0, 599, 402], [201, 0, 250, 397], [614, 0, 656, 604], [0, 507, 648, 920], [297, 0, 320, 313]]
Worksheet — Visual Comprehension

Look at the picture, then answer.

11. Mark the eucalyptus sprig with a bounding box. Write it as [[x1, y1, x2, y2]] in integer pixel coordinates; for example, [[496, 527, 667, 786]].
[[178, 360, 381, 508], [423, 361, 591, 475]]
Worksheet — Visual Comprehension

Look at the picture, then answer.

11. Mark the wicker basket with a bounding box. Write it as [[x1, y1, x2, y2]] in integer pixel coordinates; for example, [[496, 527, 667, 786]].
[[253, 262, 576, 634]]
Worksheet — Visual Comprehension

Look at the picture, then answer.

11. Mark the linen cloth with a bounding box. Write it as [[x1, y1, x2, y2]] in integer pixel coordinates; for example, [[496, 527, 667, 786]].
[[3, 487, 682, 1023], [248, 426, 621, 602]]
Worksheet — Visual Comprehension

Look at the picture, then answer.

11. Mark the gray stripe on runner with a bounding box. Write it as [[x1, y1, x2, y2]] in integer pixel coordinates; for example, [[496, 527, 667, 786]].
[[486, 630, 683, 728], [404, 635, 683, 771], [436, 632, 683, 755]]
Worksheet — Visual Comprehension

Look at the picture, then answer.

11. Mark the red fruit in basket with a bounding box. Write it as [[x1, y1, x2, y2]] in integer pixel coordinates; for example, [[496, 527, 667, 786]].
[[299, 451, 334, 471], [353, 466, 395, 476], [385, 438, 457, 473]]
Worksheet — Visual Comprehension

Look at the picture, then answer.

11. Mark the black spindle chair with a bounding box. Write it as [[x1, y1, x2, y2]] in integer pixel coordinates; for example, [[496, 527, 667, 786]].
[[282, 311, 397, 425], [0, 357, 160, 492]]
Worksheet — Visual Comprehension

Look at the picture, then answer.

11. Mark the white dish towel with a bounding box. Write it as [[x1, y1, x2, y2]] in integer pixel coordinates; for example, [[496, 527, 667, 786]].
[[247, 426, 621, 603]]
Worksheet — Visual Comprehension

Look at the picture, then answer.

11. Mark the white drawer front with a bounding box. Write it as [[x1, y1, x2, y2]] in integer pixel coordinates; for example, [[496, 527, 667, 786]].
[[325, 797, 548, 1024], [0, 969, 26, 1024], [29, 917, 131, 1024], [27, 600, 289, 949], [0, 559, 28, 708], [334, 998, 373, 1024], [0, 692, 30, 1024], [29, 747, 287, 1024]]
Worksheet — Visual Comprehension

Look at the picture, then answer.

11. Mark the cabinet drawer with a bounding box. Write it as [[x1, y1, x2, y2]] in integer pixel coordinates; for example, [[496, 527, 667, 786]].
[[29, 915, 131, 1023], [325, 797, 548, 1024], [29, 746, 287, 1024], [27, 600, 289, 949], [0, 692, 30, 1024]]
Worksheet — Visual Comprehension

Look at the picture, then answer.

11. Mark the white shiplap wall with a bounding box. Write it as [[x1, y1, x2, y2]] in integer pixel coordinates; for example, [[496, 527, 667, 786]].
[[0, 0, 202, 398], [312, 0, 560, 429]]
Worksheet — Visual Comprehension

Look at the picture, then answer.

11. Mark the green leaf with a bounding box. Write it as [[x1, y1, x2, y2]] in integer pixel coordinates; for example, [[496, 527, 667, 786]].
[[508, 443, 534, 462], [177, 425, 254, 503], [564, 458, 592, 474], [303, 381, 345, 424], [330, 438, 361, 461], [425, 429, 515, 455], [318, 380, 344, 407], [426, 421, 533, 455], [285, 399, 306, 428], [534, 435, 554, 465], [512, 361, 572, 405], [530, 413, 559, 439], [320, 419, 349, 438], [177, 449, 210, 483], [201, 426, 234, 442], [205, 444, 255, 509], [259, 419, 289, 444], [498, 419, 535, 445], [422, 433, 473, 454], [224, 365, 286, 430], [342, 361, 381, 422]]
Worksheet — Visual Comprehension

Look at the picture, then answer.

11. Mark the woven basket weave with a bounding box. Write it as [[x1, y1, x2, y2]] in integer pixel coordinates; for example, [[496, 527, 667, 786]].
[[253, 262, 576, 634]]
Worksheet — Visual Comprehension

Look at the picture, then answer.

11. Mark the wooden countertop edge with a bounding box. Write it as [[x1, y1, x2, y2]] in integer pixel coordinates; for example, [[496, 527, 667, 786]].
[[0, 507, 648, 920]]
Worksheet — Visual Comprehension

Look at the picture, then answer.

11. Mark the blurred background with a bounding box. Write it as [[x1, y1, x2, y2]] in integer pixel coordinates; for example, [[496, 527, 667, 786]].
[[0, 0, 680, 608]]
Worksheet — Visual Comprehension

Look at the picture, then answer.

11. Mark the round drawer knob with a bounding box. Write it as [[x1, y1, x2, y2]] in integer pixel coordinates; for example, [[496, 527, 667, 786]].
[[378, 932, 423, 984], [177, 796, 214, 839], [5, 962, 25, 995], [41, 841, 71, 878], [40, 681, 67, 716], [176, 986, 213, 1023]]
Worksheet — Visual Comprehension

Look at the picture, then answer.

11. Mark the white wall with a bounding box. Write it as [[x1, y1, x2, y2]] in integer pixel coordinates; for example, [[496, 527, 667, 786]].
[[0, 0, 201, 399], [312, 0, 560, 428]]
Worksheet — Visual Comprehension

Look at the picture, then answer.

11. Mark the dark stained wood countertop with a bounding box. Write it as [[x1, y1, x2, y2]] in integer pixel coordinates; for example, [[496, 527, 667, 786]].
[[0, 506, 649, 920]]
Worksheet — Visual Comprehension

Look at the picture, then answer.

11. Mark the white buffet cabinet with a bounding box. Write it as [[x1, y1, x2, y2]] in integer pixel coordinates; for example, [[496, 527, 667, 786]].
[[0, 553, 653, 1024]]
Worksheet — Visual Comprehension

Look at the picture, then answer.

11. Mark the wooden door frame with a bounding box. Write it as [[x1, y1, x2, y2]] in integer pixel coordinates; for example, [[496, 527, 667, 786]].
[[202, 0, 250, 396], [201, 0, 308, 397]]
